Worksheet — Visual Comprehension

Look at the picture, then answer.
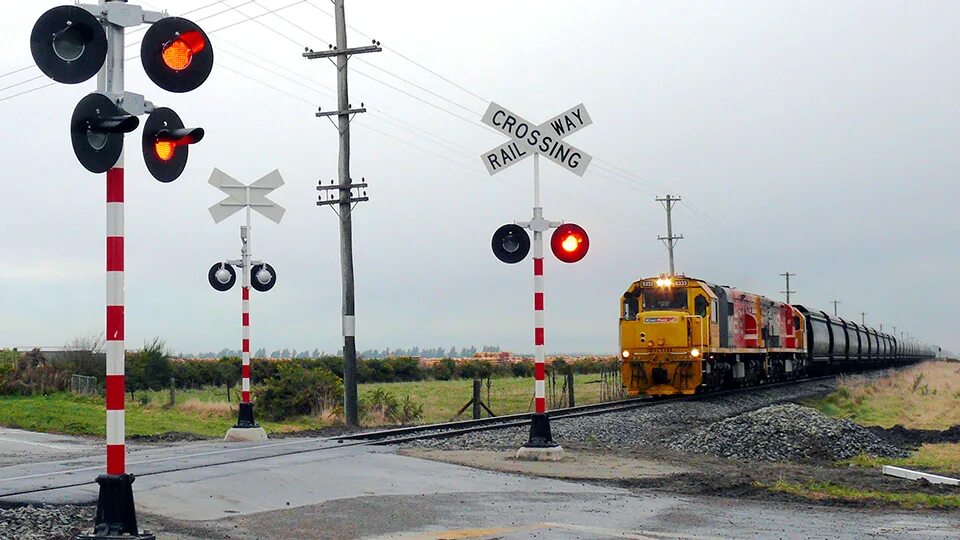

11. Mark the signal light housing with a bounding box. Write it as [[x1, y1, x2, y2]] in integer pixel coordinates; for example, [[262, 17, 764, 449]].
[[71, 93, 139, 173], [142, 107, 204, 183], [208, 262, 236, 292], [250, 263, 277, 293], [141, 17, 214, 93], [492, 224, 530, 264], [30, 6, 107, 85], [551, 223, 589, 263]]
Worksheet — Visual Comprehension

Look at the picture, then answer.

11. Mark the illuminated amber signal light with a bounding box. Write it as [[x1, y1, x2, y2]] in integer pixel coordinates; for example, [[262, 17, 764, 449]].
[[161, 31, 206, 72], [154, 140, 176, 161], [550, 223, 589, 263]]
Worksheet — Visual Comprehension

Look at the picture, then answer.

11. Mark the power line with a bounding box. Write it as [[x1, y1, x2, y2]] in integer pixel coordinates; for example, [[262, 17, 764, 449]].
[[256, 1, 485, 117], [302, 0, 489, 103]]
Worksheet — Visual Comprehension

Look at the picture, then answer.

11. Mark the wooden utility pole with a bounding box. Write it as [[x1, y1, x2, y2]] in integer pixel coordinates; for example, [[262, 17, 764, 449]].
[[780, 272, 795, 304], [656, 195, 683, 275], [830, 300, 841, 316], [304, 0, 380, 427]]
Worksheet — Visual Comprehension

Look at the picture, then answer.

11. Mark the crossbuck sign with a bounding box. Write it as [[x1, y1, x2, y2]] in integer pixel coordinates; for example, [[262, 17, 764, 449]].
[[209, 168, 286, 224], [481, 102, 593, 177]]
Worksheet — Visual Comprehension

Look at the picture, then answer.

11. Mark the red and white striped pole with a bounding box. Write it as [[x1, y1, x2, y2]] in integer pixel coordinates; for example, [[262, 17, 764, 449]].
[[533, 236, 546, 415], [241, 284, 251, 405], [234, 210, 256, 428], [85, 3, 153, 536], [103, 0, 126, 479], [105, 158, 125, 475], [523, 153, 558, 450]]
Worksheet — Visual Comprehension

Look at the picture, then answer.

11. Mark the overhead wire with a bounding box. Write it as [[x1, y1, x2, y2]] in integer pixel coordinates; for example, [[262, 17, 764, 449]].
[[301, 0, 489, 104]]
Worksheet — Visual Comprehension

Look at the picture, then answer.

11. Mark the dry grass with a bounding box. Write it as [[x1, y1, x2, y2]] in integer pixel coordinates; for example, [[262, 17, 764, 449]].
[[176, 398, 234, 418], [812, 361, 960, 430], [847, 443, 960, 475]]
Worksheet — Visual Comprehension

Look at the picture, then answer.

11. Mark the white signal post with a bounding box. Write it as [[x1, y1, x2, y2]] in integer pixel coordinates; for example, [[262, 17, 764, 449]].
[[481, 102, 593, 461], [209, 168, 285, 442]]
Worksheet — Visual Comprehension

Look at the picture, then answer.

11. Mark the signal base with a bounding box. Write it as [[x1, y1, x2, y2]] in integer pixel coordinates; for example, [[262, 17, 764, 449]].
[[76, 474, 154, 540], [224, 426, 268, 443], [515, 413, 565, 462]]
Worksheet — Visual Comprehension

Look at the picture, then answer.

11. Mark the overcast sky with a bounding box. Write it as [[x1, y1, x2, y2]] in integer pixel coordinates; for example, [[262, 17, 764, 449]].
[[1, 0, 957, 356]]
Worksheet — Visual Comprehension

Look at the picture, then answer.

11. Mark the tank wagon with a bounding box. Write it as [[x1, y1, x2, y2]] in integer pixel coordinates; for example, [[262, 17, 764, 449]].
[[620, 274, 937, 396]]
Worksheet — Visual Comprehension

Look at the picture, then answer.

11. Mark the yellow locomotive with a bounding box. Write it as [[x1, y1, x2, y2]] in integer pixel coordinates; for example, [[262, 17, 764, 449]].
[[620, 275, 806, 396], [620, 274, 935, 396]]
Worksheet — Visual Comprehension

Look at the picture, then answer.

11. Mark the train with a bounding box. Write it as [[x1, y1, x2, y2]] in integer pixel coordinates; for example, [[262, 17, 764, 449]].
[[619, 274, 938, 396]]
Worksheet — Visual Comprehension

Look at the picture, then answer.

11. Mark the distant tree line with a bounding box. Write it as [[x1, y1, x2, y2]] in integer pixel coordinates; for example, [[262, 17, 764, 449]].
[[183, 345, 502, 359]]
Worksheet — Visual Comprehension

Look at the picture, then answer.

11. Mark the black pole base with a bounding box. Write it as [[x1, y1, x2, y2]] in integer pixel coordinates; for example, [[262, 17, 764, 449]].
[[522, 413, 559, 448], [77, 474, 154, 540], [235, 402, 259, 428]]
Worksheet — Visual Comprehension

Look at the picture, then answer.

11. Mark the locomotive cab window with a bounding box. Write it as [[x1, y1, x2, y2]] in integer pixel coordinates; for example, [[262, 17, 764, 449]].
[[711, 300, 718, 323], [694, 295, 708, 318], [642, 287, 688, 311], [624, 296, 639, 320]]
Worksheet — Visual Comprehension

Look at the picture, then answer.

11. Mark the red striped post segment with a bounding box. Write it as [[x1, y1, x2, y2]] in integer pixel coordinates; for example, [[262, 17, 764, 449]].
[[533, 249, 546, 414], [241, 285, 251, 403], [106, 163, 125, 475]]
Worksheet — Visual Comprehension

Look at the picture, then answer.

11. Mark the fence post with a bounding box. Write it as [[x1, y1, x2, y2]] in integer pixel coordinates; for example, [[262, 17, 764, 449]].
[[566, 367, 575, 407], [472, 379, 482, 419], [169, 377, 175, 407]]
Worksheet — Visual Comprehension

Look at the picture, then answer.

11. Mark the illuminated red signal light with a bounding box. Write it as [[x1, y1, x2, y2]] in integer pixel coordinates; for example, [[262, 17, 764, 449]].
[[142, 108, 204, 182], [142, 17, 214, 93], [551, 223, 589, 263], [161, 31, 206, 72]]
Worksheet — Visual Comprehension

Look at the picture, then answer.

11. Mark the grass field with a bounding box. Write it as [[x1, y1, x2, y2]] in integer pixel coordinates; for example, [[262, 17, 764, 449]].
[[797, 360, 960, 507], [810, 360, 960, 430], [0, 373, 621, 438], [807, 360, 960, 475]]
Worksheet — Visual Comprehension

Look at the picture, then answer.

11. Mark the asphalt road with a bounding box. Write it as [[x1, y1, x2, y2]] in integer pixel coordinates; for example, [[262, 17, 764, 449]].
[[1, 432, 958, 539]]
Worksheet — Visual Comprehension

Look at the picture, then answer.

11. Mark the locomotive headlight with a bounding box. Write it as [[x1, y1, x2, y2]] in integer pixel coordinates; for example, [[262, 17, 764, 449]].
[[622, 350, 630, 358], [655, 278, 672, 287], [691, 348, 700, 358]]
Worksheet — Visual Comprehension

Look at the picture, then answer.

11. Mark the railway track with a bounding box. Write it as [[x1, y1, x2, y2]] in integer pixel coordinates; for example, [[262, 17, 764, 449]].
[[0, 374, 839, 500]]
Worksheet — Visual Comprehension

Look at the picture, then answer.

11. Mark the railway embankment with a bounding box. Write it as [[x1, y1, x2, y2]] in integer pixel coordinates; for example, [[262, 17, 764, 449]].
[[403, 361, 960, 510]]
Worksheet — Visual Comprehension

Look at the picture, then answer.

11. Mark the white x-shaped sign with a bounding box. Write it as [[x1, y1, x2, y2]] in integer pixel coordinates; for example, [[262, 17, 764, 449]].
[[209, 168, 286, 224], [480, 102, 593, 177]]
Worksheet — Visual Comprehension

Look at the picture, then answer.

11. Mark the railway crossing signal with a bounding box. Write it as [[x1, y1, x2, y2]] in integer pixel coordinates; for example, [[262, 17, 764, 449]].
[[70, 93, 140, 173], [30, 2, 214, 538], [551, 223, 589, 263], [31, 4, 211, 179], [491, 224, 531, 264], [482, 102, 594, 460], [209, 168, 284, 440], [140, 16, 213, 92], [30, 5, 107, 84], [142, 107, 205, 182]]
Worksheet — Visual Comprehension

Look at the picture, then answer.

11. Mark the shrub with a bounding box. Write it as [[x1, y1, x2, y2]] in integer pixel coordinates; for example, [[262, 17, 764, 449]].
[[127, 338, 172, 392], [0, 349, 68, 395], [254, 364, 343, 420], [431, 358, 457, 381], [360, 388, 423, 425], [511, 359, 534, 378]]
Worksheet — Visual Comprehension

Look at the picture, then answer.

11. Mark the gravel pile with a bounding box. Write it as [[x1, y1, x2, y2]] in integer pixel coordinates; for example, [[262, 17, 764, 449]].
[[666, 403, 908, 462], [0, 504, 93, 540], [407, 378, 839, 452]]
